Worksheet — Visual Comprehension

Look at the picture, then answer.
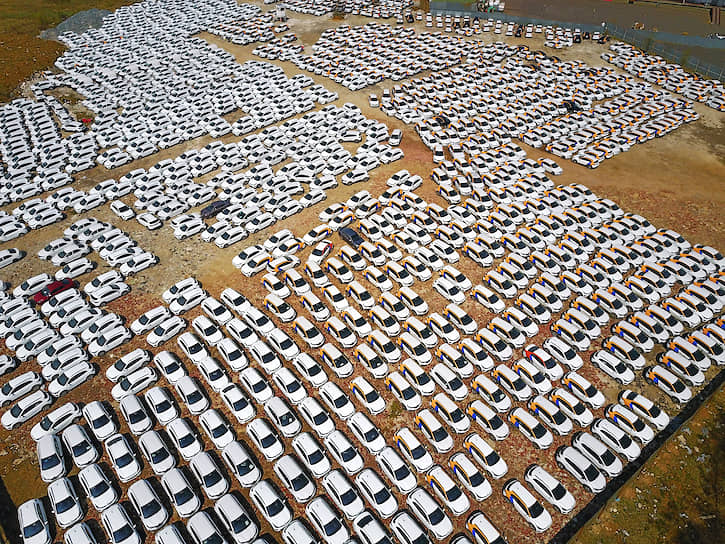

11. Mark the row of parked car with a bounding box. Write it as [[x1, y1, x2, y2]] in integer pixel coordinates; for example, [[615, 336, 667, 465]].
[[281, 0, 412, 19], [602, 41, 725, 112], [37, 216, 158, 277], [222, 168, 724, 530], [373, 42, 696, 172], [101, 102, 401, 244], [419, 12, 602, 50], [268, 23, 470, 90], [205, 12, 277, 46], [0, 0, 348, 189], [11, 269, 498, 544]]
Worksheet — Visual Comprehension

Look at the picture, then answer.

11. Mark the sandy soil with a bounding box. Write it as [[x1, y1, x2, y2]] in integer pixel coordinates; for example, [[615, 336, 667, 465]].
[[0, 3, 724, 544]]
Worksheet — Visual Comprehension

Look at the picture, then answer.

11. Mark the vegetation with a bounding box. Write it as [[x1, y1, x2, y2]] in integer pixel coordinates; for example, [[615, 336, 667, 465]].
[[0, 0, 128, 101]]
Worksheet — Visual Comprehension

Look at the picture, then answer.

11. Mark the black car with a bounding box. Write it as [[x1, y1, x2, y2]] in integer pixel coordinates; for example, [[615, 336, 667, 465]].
[[200, 200, 230, 219], [339, 227, 363, 248]]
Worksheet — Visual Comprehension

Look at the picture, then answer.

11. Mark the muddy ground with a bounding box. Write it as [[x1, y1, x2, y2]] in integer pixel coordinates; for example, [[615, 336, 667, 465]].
[[0, 3, 724, 544]]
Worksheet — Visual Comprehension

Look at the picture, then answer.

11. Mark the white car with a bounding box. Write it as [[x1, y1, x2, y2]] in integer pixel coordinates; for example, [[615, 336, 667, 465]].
[[55, 258, 94, 281], [192, 315, 223, 346], [306, 496, 349, 544], [432, 277, 466, 305], [166, 418, 203, 461], [147, 316, 186, 347], [250, 480, 292, 532], [48, 477, 84, 528], [222, 440, 262, 488], [128, 479, 168, 531], [322, 469, 365, 520], [407, 488, 453, 540], [356, 468, 398, 519], [82, 401, 117, 441], [37, 434, 66, 483], [502, 479, 552, 533], [62, 423, 99, 468], [111, 201, 135, 220], [47, 362, 95, 398], [138, 429, 175, 475], [161, 467, 201, 518], [111, 367, 157, 401], [274, 454, 316, 503], [106, 433, 142, 482], [247, 418, 284, 460], [89, 326, 133, 357], [79, 463, 119, 512], [120, 252, 158, 277], [190, 451, 229, 500], [89, 283, 130, 306], [199, 408, 235, 449], [169, 287, 206, 315], [100, 504, 141, 544], [524, 464, 576, 514], [214, 493, 259, 544], [349, 377, 386, 415], [0, 371, 42, 406], [131, 306, 171, 335]]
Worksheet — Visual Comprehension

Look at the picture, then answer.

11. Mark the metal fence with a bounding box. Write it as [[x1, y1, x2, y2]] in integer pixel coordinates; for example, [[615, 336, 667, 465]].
[[428, 5, 725, 80]]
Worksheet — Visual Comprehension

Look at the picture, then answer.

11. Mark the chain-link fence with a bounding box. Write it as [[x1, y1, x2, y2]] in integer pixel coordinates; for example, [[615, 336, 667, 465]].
[[428, 5, 725, 80]]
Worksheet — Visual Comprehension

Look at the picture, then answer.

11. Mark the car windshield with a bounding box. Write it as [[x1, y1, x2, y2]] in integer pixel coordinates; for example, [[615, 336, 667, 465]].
[[231, 514, 251, 533], [72, 441, 90, 457], [260, 432, 277, 448], [429, 508, 445, 525], [445, 485, 462, 501], [223, 451, 249, 472], [284, 470, 308, 491], [203, 470, 221, 487], [325, 519, 342, 536], [529, 500, 545, 518], [178, 432, 195, 448], [532, 424, 547, 439], [23, 521, 44, 538], [410, 444, 427, 459], [601, 450, 617, 465], [307, 447, 324, 464], [432, 426, 448, 442], [40, 453, 60, 469], [141, 499, 161, 518], [56, 496, 76, 513], [336, 487, 357, 505], [339, 446, 357, 462], [115, 452, 133, 468], [113, 525, 133, 543], [90, 480, 108, 497]]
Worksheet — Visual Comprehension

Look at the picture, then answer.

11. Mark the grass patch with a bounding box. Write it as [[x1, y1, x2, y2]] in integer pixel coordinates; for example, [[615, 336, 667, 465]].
[[0, 0, 129, 102]]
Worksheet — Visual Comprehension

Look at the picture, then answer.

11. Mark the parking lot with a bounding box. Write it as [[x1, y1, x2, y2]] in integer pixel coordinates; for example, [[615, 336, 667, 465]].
[[1, 2, 725, 544]]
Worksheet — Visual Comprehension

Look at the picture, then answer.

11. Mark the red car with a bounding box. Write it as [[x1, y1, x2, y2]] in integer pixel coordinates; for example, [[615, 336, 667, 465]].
[[32, 279, 76, 305]]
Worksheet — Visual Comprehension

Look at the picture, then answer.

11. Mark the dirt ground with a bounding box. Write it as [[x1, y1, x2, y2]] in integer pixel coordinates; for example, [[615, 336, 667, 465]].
[[0, 3, 724, 544]]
